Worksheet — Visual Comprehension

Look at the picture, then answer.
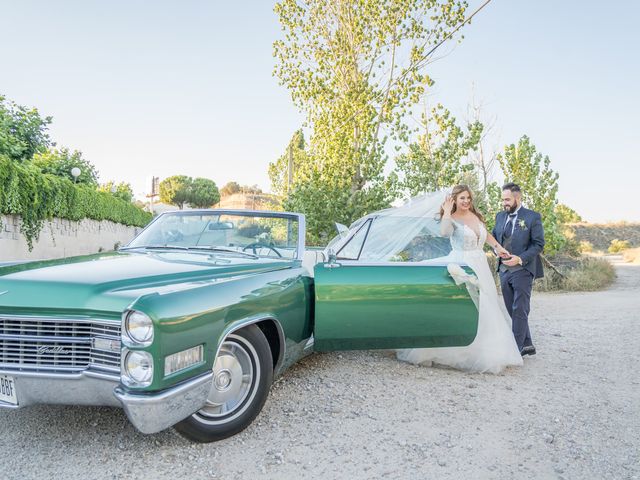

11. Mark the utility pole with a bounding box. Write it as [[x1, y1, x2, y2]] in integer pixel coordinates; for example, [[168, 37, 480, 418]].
[[146, 176, 159, 214]]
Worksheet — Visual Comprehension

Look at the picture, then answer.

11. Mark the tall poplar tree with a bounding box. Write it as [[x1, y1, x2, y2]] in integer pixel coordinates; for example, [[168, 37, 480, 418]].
[[273, 0, 471, 242]]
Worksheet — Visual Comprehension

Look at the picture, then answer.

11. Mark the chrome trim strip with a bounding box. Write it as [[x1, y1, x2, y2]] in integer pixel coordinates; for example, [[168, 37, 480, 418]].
[[303, 335, 315, 350], [0, 367, 119, 380], [114, 371, 214, 434], [327, 260, 471, 268], [84, 369, 120, 380], [0, 315, 119, 325], [0, 334, 93, 343]]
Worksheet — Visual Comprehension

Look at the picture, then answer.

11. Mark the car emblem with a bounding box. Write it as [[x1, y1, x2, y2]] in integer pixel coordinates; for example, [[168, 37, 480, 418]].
[[37, 345, 71, 355]]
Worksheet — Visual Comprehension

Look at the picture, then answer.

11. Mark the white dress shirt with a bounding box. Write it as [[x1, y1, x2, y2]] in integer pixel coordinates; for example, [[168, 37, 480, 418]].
[[504, 205, 522, 236]]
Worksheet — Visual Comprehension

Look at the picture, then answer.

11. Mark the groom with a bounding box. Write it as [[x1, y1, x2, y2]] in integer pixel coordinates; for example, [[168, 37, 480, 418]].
[[492, 183, 545, 356]]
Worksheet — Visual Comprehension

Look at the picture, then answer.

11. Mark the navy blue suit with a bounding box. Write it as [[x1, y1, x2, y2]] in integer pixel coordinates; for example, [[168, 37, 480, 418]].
[[492, 207, 545, 351]]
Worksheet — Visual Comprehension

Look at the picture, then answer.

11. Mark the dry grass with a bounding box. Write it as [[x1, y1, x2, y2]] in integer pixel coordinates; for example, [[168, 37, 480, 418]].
[[623, 248, 640, 264], [535, 257, 616, 292], [487, 253, 615, 292]]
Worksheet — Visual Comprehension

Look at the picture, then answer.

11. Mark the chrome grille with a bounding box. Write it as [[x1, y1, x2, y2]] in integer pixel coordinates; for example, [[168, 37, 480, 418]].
[[0, 316, 121, 374]]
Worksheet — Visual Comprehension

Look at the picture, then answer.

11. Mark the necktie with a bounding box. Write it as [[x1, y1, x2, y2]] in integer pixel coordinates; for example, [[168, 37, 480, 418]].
[[503, 213, 517, 239]]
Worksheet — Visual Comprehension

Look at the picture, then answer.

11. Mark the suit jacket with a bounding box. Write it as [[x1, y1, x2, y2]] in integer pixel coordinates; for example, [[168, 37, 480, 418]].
[[492, 207, 545, 279]]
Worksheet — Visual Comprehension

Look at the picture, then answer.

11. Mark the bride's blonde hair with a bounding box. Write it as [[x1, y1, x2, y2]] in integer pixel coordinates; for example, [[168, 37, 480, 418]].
[[439, 185, 485, 223]]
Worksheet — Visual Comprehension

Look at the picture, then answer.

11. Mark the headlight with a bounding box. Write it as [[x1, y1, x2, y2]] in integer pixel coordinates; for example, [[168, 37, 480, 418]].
[[122, 350, 153, 386], [123, 310, 154, 345]]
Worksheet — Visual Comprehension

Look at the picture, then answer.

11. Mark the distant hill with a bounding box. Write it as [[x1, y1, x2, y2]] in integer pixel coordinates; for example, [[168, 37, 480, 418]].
[[566, 222, 640, 250], [215, 193, 279, 210]]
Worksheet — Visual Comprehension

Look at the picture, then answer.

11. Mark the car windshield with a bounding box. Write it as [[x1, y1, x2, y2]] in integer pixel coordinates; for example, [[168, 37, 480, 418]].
[[126, 211, 301, 259], [332, 215, 452, 262]]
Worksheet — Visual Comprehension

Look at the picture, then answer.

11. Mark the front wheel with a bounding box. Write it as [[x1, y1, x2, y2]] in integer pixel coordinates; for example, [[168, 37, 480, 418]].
[[174, 325, 273, 442]]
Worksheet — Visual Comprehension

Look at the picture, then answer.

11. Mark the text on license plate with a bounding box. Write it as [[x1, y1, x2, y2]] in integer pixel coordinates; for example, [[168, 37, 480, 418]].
[[0, 375, 17, 405]]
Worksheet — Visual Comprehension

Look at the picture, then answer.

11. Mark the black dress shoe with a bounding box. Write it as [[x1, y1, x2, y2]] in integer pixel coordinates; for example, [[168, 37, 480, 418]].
[[520, 345, 536, 356]]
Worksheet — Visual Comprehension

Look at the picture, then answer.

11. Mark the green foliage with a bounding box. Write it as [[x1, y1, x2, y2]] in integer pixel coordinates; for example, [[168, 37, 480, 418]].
[[273, 0, 470, 242], [189, 177, 220, 208], [0, 155, 151, 250], [556, 203, 582, 223], [497, 135, 564, 255], [159, 175, 192, 209], [159, 175, 220, 209], [395, 106, 482, 195], [480, 181, 502, 231], [608, 239, 630, 253], [32, 147, 99, 186], [219, 181, 263, 197], [268, 130, 310, 196], [98, 181, 134, 203], [220, 181, 241, 196], [0, 95, 52, 162]]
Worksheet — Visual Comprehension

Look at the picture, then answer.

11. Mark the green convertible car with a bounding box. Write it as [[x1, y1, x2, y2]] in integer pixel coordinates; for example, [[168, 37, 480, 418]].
[[0, 209, 478, 442]]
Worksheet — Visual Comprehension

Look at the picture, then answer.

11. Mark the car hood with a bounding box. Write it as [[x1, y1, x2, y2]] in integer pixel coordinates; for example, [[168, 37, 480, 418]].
[[0, 251, 296, 314]]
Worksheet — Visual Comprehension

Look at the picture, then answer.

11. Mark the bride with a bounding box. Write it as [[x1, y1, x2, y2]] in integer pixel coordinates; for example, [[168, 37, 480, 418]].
[[395, 185, 523, 374]]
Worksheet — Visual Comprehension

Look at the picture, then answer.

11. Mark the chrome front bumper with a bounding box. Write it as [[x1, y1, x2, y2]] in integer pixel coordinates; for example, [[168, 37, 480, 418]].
[[114, 372, 214, 434], [0, 369, 214, 434], [0, 370, 122, 408]]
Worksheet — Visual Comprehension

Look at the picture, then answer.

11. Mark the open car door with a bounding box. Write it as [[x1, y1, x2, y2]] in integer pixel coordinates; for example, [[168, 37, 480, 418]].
[[313, 260, 479, 351]]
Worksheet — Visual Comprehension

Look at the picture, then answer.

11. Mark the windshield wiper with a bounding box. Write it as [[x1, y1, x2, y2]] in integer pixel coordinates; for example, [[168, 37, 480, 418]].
[[120, 245, 258, 259], [185, 246, 258, 258], [120, 245, 189, 251]]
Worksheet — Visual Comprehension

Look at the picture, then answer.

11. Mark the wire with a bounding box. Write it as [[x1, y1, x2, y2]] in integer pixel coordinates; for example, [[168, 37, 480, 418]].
[[424, 0, 493, 59]]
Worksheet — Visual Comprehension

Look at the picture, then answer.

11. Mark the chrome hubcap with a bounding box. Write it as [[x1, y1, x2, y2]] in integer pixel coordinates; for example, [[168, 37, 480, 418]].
[[199, 339, 254, 418], [214, 369, 233, 391]]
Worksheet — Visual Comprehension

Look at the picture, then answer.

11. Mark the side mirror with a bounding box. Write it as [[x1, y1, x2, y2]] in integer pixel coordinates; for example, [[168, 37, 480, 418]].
[[324, 249, 340, 269]]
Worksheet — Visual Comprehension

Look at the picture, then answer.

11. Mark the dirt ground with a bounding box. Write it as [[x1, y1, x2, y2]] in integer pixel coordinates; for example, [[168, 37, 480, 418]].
[[1, 263, 638, 480]]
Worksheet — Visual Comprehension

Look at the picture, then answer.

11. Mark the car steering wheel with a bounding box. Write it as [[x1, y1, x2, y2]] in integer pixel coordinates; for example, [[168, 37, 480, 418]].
[[242, 243, 282, 257], [165, 229, 184, 242]]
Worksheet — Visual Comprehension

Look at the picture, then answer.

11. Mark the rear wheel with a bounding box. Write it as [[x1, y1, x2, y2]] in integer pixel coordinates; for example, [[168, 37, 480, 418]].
[[174, 325, 273, 442]]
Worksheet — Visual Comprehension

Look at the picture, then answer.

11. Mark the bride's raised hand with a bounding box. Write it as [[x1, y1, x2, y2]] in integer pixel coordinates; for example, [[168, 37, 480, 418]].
[[441, 195, 455, 216], [495, 244, 510, 258]]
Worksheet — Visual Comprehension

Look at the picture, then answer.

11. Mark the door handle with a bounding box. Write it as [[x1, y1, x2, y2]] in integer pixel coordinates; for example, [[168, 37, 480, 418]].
[[323, 262, 341, 269]]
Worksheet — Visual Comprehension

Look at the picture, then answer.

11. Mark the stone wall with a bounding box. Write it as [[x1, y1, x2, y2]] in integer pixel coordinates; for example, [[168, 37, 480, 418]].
[[0, 214, 144, 261]]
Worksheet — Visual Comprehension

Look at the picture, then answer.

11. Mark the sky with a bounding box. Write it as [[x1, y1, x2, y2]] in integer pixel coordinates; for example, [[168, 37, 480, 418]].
[[1, 1, 638, 222]]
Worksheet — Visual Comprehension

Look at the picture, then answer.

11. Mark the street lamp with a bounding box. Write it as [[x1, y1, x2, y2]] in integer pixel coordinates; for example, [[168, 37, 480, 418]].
[[71, 167, 81, 184]]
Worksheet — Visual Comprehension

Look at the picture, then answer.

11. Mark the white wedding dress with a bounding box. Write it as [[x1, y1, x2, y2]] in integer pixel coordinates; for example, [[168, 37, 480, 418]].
[[396, 219, 523, 374]]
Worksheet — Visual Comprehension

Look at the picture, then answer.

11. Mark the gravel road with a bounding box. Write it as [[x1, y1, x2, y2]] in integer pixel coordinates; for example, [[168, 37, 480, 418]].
[[1, 263, 638, 480]]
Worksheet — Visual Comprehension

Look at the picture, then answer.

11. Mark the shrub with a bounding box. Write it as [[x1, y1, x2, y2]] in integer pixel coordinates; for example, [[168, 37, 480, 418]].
[[578, 240, 593, 253], [608, 239, 630, 253], [0, 154, 151, 249], [535, 257, 615, 292]]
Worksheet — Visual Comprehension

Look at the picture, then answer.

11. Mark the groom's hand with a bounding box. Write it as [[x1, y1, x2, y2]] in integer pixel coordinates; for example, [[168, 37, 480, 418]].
[[503, 255, 523, 267]]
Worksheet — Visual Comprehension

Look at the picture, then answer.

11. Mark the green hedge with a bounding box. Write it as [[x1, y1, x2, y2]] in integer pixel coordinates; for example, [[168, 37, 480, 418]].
[[0, 154, 152, 249]]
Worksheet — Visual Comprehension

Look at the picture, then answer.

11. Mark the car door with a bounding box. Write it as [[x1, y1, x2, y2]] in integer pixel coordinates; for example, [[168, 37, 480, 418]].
[[312, 218, 479, 351]]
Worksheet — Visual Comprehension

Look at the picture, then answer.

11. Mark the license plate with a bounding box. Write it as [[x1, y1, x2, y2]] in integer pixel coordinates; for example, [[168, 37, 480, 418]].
[[0, 375, 17, 406]]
